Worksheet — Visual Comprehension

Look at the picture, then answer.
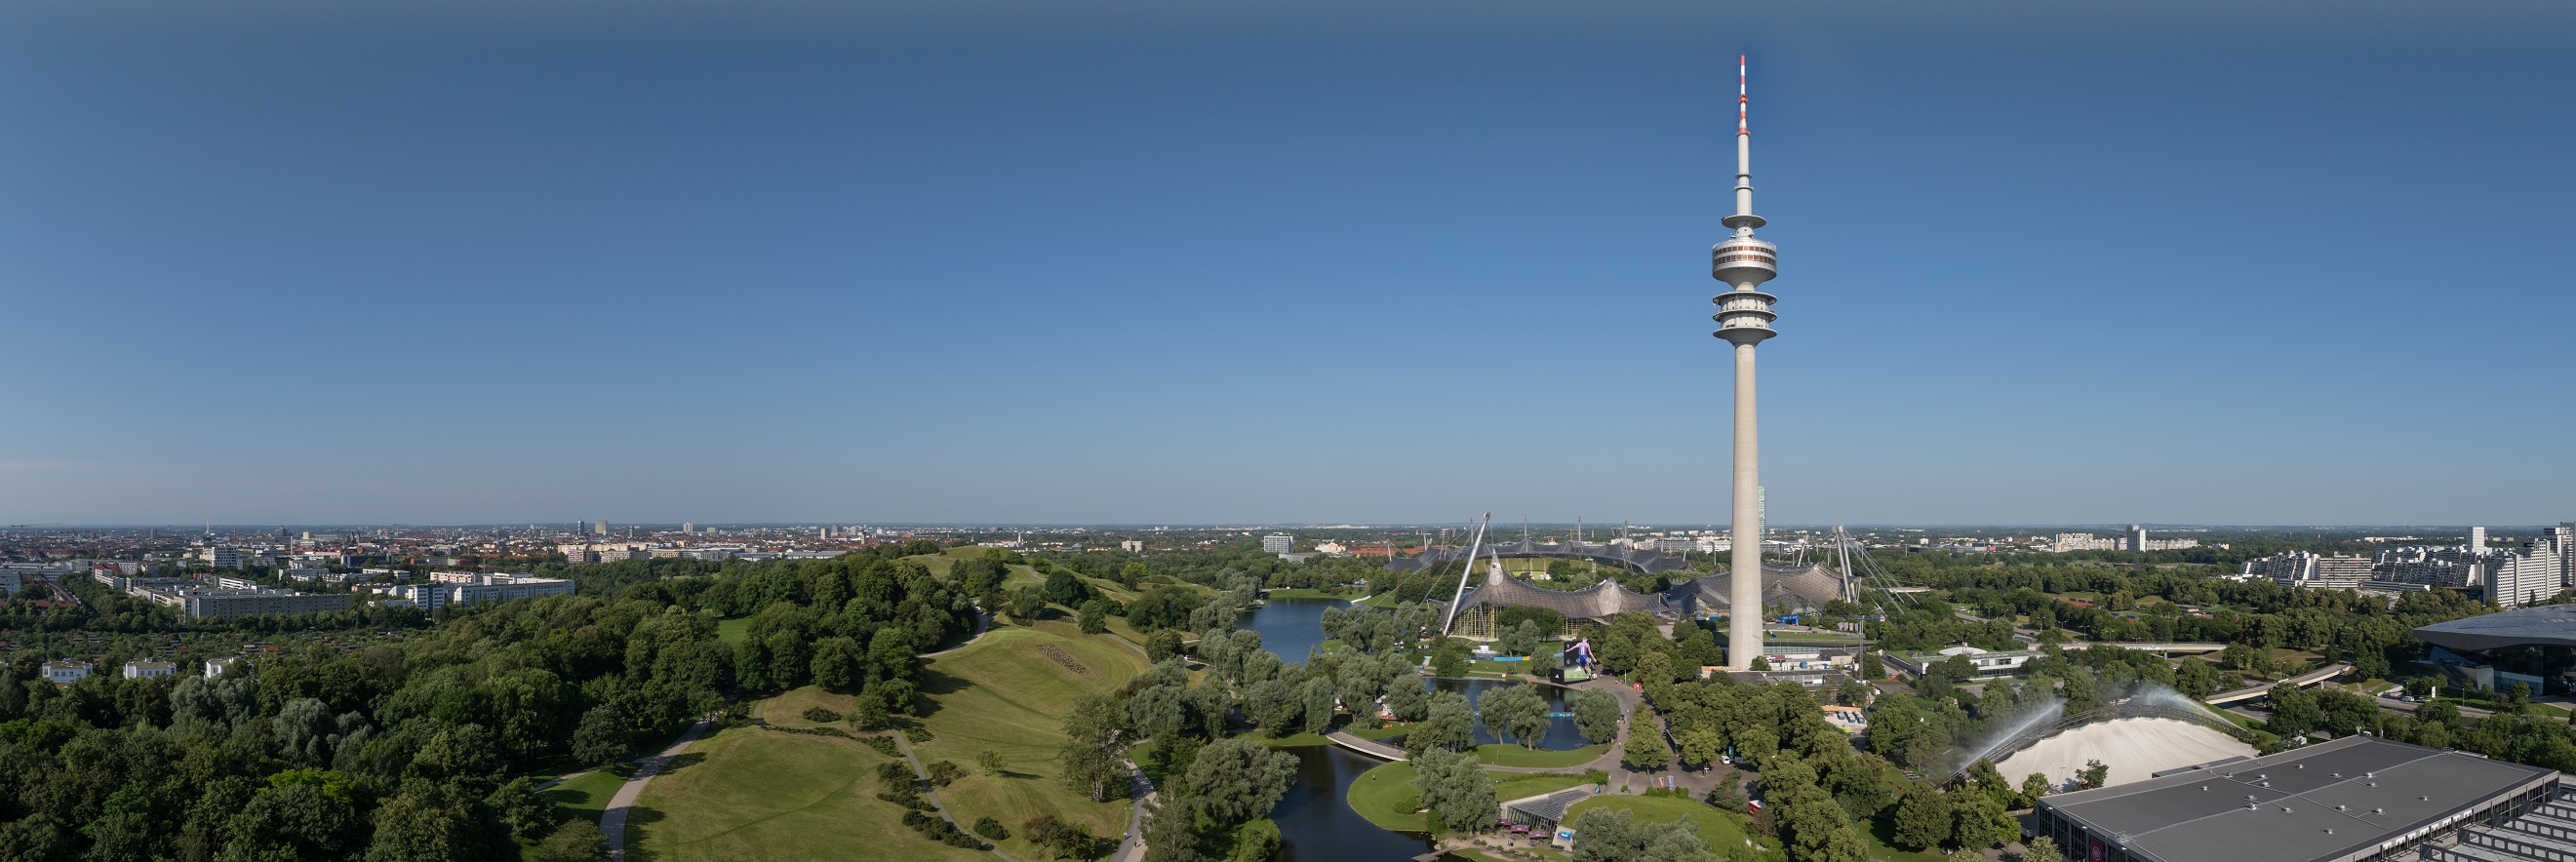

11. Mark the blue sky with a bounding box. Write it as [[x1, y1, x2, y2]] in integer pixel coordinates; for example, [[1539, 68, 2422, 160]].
[[3, 1, 2570, 527]]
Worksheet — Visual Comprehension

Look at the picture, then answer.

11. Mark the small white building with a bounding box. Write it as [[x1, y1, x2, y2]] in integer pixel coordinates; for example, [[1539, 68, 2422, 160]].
[[204, 657, 243, 679], [44, 660, 91, 685], [123, 660, 176, 680]]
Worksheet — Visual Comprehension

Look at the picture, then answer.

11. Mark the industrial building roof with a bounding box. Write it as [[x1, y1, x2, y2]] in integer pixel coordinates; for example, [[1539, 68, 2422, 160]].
[[2039, 736, 2556, 862], [2415, 604, 2576, 651]]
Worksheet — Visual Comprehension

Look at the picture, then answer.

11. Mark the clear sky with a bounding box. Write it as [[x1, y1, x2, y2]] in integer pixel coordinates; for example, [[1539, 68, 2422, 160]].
[[3, 1, 2570, 528]]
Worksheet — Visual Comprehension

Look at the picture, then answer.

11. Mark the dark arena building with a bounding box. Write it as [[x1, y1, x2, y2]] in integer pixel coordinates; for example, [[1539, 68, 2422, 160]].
[[2413, 605, 2576, 695], [2033, 735, 2564, 862]]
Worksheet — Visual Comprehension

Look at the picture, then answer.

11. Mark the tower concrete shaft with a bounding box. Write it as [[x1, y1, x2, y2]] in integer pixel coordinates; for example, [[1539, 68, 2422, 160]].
[[1715, 56, 1777, 671]]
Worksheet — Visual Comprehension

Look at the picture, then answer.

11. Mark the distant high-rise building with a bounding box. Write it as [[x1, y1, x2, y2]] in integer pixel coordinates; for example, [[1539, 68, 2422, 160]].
[[575, 521, 586, 534], [681, 523, 694, 534], [593, 521, 610, 536], [2124, 525, 2149, 552], [1262, 533, 1294, 554], [209, 547, 243, 569], [2471, 527, 2487, 553]]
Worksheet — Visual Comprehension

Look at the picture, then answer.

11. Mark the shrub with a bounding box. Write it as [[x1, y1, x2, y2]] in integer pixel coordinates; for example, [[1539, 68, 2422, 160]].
[[803, 705, 843, 724], [972, 817, 1011, 841]]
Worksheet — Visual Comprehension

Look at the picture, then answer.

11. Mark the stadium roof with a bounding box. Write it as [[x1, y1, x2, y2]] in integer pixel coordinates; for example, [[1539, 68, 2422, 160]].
[[2038, 735, 2556, 862], [2414, 604, 2576, 651]]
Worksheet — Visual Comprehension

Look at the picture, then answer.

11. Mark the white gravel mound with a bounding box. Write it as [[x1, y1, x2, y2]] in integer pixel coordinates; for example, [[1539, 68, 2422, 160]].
[[1995, 717, 2256, 791]]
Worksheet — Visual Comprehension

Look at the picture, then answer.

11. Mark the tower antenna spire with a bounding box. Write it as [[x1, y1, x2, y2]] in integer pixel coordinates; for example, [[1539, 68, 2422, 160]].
[[1712, 53, 1779, 670]]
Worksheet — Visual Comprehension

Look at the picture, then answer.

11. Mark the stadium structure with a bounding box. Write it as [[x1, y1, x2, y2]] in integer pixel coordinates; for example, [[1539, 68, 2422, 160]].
[[1386, 540, 1849, 639], [2034, 735, 2565, 862], [2413, 604, 2576, 695]]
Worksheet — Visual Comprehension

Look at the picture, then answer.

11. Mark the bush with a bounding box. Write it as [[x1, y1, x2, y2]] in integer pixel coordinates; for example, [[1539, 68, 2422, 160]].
[[972, 817, 1011, 841], [927, 761, 964, 786], [803, 705, 843, 724], [858, 735, 901, 758]]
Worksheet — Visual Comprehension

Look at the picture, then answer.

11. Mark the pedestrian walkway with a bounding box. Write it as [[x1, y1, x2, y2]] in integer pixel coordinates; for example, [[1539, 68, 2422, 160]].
[[602, 718, 714, 861]]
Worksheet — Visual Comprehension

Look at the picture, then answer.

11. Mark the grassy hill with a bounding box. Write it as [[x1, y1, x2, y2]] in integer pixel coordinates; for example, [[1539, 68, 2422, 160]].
[[911, 621, 1151, 861], [625, 619, 1146, 861], [625, 725, 986, 862]]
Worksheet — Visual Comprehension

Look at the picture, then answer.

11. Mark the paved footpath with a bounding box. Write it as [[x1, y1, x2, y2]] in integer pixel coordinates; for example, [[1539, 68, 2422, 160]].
[[603, 719, 713, 861]]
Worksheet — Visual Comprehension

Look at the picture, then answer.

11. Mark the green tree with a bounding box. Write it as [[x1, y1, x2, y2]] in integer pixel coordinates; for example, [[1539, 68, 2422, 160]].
[[809, 636, 863, 691], [1951, 789, 2017, 848], [1859, 650, 1884, 680], [1569, 689, 1623, 744], [1431, 641, 1471, 677], [979, 751, 1006, 777], [2077, 760, 2109, 791], [1621, 709, 1671, 770], [1889, 784, 1953, 851], [2023, 835, 2064, 862], [1176, 739, 1297, 827], [1245, 679, 1302, 735], [218, 780, 361, 862], [1479, 684, 1552, 748], [1407, 690, 1476, 755], [1146, 628, 1185, 662], [1140, 800, 1204, 862], [1302, 676, 1338, 734], [1079, 600, 1111, 635], [532, 820, 609, 862], [2020, 772, 2053, 807], [1229, 819, 1281, 862], [363, 783, 508, 862], [1408, 748, 1498, 837]]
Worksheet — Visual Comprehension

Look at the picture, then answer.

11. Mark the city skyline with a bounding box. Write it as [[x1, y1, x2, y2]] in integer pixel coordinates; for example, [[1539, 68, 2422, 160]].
[[5, 0, 2572, 526]]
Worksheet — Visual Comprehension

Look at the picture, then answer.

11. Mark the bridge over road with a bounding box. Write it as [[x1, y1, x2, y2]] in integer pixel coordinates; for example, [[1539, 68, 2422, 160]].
[[2203, 662, 2351, 706]]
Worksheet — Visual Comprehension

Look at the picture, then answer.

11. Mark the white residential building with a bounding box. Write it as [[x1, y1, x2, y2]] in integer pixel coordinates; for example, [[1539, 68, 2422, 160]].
[[2242, 551, 2376, 590], [2050, 533, 2119, 552], [204, 657, 242, 679], [373, 573, 576, 610], [44, 661, 91, 685], [122, 660, 176, 680], [208, 547, 243, 569], [1262, 534, 1293, 554]]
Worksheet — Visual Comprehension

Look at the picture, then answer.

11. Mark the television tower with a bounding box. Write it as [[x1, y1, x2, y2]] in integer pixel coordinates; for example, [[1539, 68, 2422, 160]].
[[1715, 55, 1780, 671]]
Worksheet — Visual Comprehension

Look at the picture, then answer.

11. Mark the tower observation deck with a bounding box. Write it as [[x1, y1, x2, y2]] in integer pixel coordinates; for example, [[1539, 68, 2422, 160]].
[[1716, 56, 1777, 671]]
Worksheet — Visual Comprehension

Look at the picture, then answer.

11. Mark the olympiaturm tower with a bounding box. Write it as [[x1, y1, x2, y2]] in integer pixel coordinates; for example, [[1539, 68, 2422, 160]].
[[1714, 56, 1778, 671]]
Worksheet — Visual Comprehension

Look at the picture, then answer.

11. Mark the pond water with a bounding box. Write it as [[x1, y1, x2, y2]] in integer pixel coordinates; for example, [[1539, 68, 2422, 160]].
[[1239, 597, 1347, 663], [1269, 745, 1436, 862], [1427, 677, 1589, 751]]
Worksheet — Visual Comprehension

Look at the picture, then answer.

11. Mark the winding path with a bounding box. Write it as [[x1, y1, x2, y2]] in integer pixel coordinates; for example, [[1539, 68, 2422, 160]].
[[603, 718, 714, 861]]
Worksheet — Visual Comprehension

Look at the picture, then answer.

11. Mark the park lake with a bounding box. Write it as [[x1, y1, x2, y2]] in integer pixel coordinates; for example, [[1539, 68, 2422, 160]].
[[1239, 598, 1586, 860]]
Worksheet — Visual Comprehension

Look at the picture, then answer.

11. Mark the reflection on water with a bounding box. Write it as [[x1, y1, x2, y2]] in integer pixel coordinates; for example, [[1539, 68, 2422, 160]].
[[1239, 597, 1348, 663], [1269, 745, 1435, 862]]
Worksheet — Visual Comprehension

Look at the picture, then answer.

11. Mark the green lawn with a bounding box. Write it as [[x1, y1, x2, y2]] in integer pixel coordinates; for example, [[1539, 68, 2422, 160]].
[[1470, 743, 1608, 768], [1563, 795, 1777, 859], [541, 764, 633, 825], [1346, 761, 1428, 831], [627, 725, 986, 862], [1354, 593, 1403, 608], [714, 617, 750, 646], [908, 621, 1150, 862]]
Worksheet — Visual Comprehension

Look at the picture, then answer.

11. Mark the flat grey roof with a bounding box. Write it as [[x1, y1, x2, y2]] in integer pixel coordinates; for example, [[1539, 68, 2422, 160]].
[[2415, 604, 2576, 651], [2039, 736, 2557, 862]]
